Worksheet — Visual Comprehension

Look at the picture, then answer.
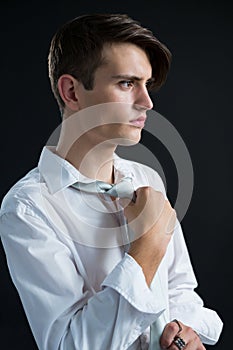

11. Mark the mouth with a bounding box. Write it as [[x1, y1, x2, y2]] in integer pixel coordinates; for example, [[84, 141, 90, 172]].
[[129, 116, 146, 128]]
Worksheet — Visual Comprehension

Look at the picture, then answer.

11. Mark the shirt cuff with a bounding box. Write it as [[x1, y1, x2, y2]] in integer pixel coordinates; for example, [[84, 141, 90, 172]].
[[170, 304, 224, 345], [101, 253, 166, 316]]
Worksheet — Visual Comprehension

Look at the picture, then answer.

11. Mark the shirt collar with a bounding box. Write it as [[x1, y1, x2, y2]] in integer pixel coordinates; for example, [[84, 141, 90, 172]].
[[38, 146, 134, 194]]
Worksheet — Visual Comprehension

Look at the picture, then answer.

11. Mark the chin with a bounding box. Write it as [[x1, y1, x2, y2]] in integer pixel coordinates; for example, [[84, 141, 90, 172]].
[[125, 127, 142, 144], [112, 129, 142, 146]]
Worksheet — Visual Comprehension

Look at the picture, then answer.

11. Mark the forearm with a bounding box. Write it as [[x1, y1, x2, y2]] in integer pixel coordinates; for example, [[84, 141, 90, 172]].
[[42, 254, 164, 350], [65, 287, 150, 350], [125, 187, 176, 287], [167, 223, 223, 345]]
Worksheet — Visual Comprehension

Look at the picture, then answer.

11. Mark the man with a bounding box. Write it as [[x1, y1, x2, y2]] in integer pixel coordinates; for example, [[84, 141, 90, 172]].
[[0, 14, 223, 350]]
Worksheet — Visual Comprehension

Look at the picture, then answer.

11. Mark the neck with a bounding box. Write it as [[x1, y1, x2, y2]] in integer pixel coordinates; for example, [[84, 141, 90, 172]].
[[56, 130, 116, 184]]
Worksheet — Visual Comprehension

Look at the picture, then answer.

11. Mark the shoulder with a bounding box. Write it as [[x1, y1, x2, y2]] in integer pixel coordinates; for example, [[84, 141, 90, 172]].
[[1, 167, 44, 215]]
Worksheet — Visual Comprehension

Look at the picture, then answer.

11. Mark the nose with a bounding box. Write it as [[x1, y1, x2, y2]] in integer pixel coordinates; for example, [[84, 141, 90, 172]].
[[135, 86, 153, 111]]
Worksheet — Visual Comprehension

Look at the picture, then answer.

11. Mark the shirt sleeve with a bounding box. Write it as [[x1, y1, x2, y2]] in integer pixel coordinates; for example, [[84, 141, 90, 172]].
[[0, 201, 164, 350], [143, 166, 223, 345], [167, 221, 223, 345]]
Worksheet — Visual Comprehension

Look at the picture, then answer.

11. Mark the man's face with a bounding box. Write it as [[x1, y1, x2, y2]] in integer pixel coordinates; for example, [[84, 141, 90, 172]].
[[73, 42, 153, 146]]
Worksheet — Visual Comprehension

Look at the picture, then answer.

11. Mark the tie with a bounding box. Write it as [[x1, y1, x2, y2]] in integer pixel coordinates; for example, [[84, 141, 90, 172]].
[[149, 317, 166, 350], [71, 176, 166, 349], [71, 176, 136, 202], [148, 269, 168, 349]]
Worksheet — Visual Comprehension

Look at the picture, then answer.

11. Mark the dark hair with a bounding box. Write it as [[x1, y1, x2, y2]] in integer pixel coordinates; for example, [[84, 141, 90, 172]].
[[48, 13, 172, 111]]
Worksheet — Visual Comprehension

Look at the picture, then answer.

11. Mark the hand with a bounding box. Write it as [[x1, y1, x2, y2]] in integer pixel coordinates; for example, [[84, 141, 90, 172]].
[[160, 320, 205, 349], [123, 186, 176, 285]]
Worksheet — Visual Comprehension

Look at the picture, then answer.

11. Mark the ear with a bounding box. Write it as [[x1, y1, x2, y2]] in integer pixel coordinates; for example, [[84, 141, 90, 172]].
[[57, 74, 80, 111]]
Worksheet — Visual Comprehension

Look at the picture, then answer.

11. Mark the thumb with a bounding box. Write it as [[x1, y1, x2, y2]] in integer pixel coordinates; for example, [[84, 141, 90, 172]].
[[122, 187, 150, 220], [134, 186, 151, 205], [119, 197, 134, 208]]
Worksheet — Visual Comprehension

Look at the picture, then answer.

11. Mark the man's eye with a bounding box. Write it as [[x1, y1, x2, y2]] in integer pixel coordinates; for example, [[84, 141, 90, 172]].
[[146, 81, 152, 89], [146, 79, 155, 91], [119, 80, 134, 88]]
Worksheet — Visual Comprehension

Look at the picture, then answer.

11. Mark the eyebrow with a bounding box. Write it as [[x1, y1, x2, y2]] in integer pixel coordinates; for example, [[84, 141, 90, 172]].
[[111, 74, 154, 83]]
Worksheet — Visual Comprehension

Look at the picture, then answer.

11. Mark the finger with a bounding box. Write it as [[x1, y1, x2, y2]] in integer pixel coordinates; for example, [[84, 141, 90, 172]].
[[119, 197, 134, 208], [164, 329, 204, 350], [122, 187, 149, 218], [135, 187, 165, 218], [171, 319, 182, 334], [160, 321, 182, 349], [134, 186, 150, 205], [185, 334, 206, 350], [165, 341, 185, 350]]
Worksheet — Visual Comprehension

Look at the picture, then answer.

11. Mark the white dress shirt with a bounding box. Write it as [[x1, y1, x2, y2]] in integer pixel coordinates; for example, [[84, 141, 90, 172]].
[[0, 146, 223, 350]]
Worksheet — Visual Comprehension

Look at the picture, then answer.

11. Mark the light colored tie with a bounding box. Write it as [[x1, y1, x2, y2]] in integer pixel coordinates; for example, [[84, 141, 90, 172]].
[[149, 313, 166, 350], [71, 176, 136, 202], [148, 269, 168, 350], [71, 177, 166, 349]]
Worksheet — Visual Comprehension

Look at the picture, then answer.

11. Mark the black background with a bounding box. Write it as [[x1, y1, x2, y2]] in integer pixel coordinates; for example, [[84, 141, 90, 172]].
[[0, 0, 232, 349]]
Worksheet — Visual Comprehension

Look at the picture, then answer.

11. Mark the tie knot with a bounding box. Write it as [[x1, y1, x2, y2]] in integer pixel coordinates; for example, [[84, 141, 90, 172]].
[[72, 177, 136, 201]]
